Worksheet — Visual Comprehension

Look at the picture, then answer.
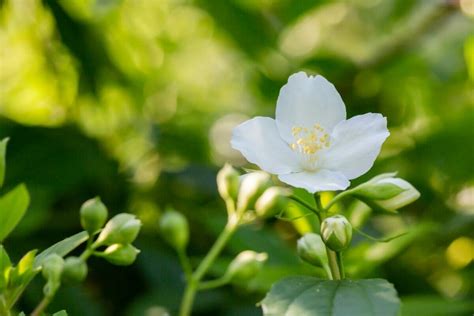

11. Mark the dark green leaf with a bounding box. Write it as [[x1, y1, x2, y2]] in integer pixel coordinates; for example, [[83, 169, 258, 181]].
[[261, 276, 400, 316], [52, 310, 68, 316], [0, 184, 30, 241]]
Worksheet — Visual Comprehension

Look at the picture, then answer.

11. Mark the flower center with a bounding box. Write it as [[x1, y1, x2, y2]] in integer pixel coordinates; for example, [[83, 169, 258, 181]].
[[290, 124, 330, 171]]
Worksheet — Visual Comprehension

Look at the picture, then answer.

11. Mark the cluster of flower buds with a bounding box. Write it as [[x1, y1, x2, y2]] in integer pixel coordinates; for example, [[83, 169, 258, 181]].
[[159, 209, 189, 252], [224, 250, 268, 282], [350, 173, 420, 212], [217, 165, 290, 218], [80, 197, 142, 266]]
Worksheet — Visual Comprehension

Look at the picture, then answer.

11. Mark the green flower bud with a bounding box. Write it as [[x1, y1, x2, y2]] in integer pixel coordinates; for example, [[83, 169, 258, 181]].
[[96, 213, 142, 246], [217, 163, 240, 201], [237, 172, 271, 211], [297, 233, 328, 268], [255, 187, 290, 218], [351, 173, 420, 211], [42, 254, 64, 297], [159, 210, 189, 251], [62, 257, 88, 284], [102, 244, 140, 266], [80, 197, 108, 235], [375, 178, 420, 210], [321, 215, 352, 252], [226, 250, 268, 281], [42, 254, 64, 280]]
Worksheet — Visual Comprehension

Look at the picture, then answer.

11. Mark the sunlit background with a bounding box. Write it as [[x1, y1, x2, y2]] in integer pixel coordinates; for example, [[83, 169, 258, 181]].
[[0, 0, 473, 315]]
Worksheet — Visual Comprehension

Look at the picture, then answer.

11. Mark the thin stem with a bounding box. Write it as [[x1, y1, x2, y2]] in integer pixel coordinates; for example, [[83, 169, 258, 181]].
[[0, 295, 10, 316], [326, 249, 341, 280], [179, 221, 239, 316], [179, 280, 197, 316], [290, 195, 322, 223], [336, 252, 345, 279], [314, 194, 324, 212], [177, 249, 193, 282], [322, 191, 351, 213], [197, 275, 231, 290], [31, 295, 52, 316], [289, 196, 319, 214]]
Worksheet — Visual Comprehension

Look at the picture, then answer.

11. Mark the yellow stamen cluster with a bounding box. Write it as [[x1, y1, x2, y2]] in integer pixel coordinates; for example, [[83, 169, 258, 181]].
[[290, 124, 330, 155]]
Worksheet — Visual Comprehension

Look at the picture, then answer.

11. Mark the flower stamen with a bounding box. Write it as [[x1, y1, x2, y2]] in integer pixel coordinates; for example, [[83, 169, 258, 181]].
[[290, 124, 330, 170]]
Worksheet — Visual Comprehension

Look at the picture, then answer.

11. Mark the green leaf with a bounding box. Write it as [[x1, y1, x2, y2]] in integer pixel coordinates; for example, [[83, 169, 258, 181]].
[[261, 276, 400, 316], [0, 184, 30, 241], [0, 138, 8, 188], [34, 231, 89, 267], [53, 311, 68, 316], [0, 245, 11, 291], [9, 250, 38, 288]]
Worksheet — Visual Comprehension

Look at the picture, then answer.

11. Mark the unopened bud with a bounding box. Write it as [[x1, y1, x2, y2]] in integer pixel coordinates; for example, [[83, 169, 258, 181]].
[[237, 172, 271, 211], [102, 244, 140, 266], [42, 254, 64, 297], [321, 215, 352, 252], [80, 197, 108, 235], [42, 254, 64, 280], [297, 233, 328, 267], [255, 187, 289, 218], [226, 250, 267, 281], [217, 164, 240, 201], [96, 213, 142, 246], [62, 257, 88, 284], [351, 173, 419, 211], [375, 179, 420, 210], [159, 210, 189, 251]]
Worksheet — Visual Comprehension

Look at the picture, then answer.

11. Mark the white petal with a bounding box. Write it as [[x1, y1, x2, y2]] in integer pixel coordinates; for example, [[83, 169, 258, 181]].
[[231, 117, 301, 174], [275, 72, 346, 143], [278, 170, 349, 193], [322, 113, 390, 179]]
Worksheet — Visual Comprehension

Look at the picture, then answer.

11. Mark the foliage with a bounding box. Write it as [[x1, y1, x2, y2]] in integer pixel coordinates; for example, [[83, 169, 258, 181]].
[[0, 0, 473, 315]]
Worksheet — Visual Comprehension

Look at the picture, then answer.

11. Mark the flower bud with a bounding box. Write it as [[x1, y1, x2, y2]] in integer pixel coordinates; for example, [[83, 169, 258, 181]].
[[297, 233, 328, 268], [42, 254, 64, 297], [375, 178, 420, 210], [42, 254, 64, 280], [96, 213, 142, 246], [225, 250, 267, 281], [159, 210, 189, 251], [237, 172, 271, 211], [102, 244, 140, 266], [62, 257, 88, 284], [352, 173, 404, 200], [255, 187, 289, 218], [321, 215, 352, 252], [80, 197, 108, 235], [217, 164, 240, 201]]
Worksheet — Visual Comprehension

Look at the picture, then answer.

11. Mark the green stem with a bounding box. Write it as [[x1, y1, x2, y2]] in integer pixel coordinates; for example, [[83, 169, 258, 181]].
[[198, 275, 231, 290], [326, 249, 341, 280], [179, 221, 238, 316], [177, 249, 193, 282], [289, 196, 322, 223], [322, 191, 351, 213], [336, 252, 345, 279], [31, 295, 52, 316], [0, 295, 10, 316]]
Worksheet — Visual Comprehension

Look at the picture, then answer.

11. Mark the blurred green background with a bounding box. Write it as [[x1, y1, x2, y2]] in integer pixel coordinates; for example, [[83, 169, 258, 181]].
[[1, 0, 473, 315]]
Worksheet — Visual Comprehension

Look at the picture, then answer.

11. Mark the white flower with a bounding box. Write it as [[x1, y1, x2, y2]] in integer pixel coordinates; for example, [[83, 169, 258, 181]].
[[231, 72, 390, 193]]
